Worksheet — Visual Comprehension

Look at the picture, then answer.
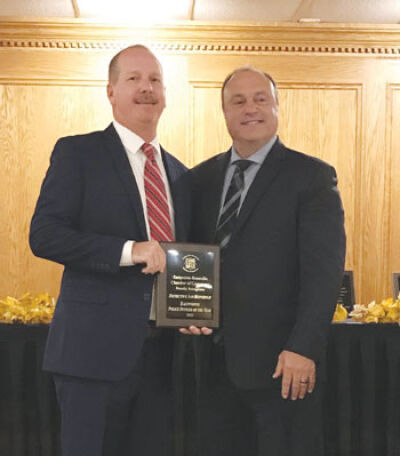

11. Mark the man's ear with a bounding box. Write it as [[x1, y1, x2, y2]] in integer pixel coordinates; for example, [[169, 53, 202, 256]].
[[106, 83, 114, 104]]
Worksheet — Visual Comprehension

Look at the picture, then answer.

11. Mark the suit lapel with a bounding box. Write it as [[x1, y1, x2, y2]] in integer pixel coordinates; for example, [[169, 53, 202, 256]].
[[204, 150, 232, 242], [161, 148, 185, 240], [103, 124, 148, 240], [231, 139, 287, 241]]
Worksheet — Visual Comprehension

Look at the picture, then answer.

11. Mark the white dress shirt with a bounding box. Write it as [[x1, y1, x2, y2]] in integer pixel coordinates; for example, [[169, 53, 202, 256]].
[[113, 120, 175, 319]]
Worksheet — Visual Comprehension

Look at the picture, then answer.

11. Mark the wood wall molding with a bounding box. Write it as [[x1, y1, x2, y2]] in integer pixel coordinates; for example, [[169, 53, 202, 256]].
[[1, 40, 400, 55], [387, 84, 400, 277], [1, 18, 400, 55], [0, 78, 106, 86]]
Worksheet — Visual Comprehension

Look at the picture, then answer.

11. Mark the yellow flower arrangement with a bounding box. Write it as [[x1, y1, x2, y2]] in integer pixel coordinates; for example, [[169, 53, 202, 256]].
[[332, 295, 400, 323], [332, 303, 348, 322], [0, 292, 55, 324]]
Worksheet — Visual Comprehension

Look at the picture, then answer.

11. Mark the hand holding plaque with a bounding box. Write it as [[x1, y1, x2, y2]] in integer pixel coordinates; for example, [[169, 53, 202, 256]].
[[154, 243, 220, 328]]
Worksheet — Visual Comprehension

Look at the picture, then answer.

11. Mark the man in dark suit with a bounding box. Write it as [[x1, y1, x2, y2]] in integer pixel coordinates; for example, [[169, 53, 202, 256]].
[[30, 45, 191, 456], [182, 67, 346, 456]]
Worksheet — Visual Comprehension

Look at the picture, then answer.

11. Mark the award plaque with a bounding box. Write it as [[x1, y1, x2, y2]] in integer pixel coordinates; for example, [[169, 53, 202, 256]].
[[337, 270, 356, 312], [155, 242, 220, 328], [392, 272, 400, 300]]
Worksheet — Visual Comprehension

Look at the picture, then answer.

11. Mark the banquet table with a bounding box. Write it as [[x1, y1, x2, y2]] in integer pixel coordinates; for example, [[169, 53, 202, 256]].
[[0, 324, 59, 456], [0, 322, 399, 456], [323, 323, 400, 456]]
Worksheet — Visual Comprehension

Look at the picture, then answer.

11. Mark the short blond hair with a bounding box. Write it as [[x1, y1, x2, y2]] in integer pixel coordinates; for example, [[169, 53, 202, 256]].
[[108, 44, 159, 84]]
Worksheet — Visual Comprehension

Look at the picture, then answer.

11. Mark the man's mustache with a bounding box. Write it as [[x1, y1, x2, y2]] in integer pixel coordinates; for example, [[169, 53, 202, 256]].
[[134, 94, 158, 104]]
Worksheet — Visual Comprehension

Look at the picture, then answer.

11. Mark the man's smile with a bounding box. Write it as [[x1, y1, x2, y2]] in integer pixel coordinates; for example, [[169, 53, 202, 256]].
[[240, 119, 264, 125]]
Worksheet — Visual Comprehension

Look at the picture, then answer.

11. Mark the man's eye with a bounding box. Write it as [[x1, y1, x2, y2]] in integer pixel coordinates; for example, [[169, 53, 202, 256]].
[[129, 76, 138, 81], [256, 96, 267, 103], [233, 99, 244, 105]]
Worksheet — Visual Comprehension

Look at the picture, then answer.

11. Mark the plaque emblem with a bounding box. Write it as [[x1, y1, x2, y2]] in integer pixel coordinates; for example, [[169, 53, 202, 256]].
[[182, 255, 199, 273]]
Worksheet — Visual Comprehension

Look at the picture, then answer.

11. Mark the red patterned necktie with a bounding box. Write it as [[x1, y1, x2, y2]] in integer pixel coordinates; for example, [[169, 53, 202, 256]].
[[142, 143, 174, 241]]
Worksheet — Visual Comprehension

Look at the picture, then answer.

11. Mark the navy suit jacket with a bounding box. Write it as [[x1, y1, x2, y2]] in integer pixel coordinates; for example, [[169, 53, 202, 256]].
[[191, 139, 346, 390], [30, 124, 191, 381]]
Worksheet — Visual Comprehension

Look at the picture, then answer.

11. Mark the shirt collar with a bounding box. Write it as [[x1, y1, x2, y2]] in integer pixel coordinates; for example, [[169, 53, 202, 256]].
[[231, 135, 277, 166], [113, 120, 161, 157]]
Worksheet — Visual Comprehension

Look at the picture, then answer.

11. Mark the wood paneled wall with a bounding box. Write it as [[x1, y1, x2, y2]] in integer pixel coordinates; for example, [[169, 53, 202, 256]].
[[1, 19, 400, 304]]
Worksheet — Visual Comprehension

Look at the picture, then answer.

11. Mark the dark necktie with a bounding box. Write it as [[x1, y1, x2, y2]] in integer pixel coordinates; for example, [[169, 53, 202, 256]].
[[142, 143, 174, 242], [215, 159, 253, 249]]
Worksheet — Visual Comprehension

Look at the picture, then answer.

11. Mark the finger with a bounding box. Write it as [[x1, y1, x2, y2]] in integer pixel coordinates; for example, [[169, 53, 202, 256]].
[[272, 357, 283, 379], [159, 249, 166, 272], [188, 326, 202, 335], [152, 251, 161, 271], [298, 381, 308, 399], [281, 371, 292, 399], [200, 327, 213, 335], [153, 248, 161, 264], [159, 253, 166, 273], [151, 244, 163, 265], [178, 327, 200, 335], [141, 264, 156, 274], [141, 265, 151, 274], [153, 249, 166, 273], [308, 374, 316, 393], [146, 253, 162, 274], [291, 376, 301, 401], [140, 253, 153, 273]]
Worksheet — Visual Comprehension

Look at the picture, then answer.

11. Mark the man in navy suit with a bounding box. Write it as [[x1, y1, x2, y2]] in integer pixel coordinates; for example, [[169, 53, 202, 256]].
[[30, 45, 191, 456], [182, 67, 346, 456]]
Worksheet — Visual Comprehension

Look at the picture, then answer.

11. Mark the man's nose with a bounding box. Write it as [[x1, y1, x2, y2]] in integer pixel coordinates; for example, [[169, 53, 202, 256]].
[[243, 100, 258, 113], [139, 78, 153, 92]]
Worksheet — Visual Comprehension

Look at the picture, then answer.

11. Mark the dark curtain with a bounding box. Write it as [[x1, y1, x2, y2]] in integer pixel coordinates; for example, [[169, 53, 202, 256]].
[[1, 323, 399, 456], [324, 324, 400, 456], [0, 324, 60, 456]]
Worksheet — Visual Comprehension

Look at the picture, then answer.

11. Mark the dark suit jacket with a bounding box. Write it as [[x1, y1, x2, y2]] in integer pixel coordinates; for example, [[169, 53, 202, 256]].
[[191, 139, 346, 390], [30, 124, 191, 381]]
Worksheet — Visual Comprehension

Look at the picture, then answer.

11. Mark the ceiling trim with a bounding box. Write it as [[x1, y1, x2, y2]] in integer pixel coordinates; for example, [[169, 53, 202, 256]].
[[0, 18, 400, 55]]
